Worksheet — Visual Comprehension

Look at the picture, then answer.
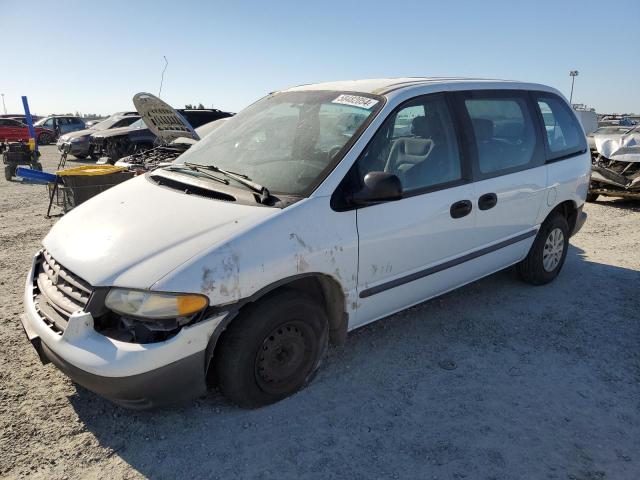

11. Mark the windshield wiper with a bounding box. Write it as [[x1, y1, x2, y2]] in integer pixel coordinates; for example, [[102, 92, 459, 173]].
[[165, 164, 229, 186], [184, 162, 271, 204]]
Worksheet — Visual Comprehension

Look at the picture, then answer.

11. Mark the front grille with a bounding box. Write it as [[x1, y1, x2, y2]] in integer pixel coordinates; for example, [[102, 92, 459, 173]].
[[33, 250, 94, 335]]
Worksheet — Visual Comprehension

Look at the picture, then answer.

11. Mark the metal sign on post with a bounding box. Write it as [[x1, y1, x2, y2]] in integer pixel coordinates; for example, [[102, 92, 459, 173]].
[[21, 96, 38, 152]]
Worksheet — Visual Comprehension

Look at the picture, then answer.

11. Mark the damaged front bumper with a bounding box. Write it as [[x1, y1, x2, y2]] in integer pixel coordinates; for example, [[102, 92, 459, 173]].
[[56, 139, 90, 156], [21, 253, 227, 409]]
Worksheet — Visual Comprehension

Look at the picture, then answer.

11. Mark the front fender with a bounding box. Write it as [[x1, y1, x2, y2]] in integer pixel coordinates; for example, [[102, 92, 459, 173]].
[[151, 197, 359, 313]]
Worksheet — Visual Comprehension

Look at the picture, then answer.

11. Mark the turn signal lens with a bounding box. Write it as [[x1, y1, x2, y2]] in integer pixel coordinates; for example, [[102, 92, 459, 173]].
[[105, 289, 209, 319]]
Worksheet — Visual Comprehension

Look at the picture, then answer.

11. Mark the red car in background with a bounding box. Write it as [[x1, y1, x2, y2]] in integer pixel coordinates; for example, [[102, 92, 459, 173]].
[[0, 118, 55, 144]]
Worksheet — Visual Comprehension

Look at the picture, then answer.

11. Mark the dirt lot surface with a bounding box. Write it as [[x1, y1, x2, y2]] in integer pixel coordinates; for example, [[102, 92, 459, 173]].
[[1, 146, 639, 479]]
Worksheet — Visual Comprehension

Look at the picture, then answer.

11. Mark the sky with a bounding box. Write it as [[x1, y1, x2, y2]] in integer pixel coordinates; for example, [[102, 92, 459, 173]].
[[1, 0, 639, 116]]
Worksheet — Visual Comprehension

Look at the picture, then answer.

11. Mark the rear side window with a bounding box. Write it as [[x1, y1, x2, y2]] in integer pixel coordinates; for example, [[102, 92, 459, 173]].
[[535, 95, 585, 158], [463, 95, 537, 175]]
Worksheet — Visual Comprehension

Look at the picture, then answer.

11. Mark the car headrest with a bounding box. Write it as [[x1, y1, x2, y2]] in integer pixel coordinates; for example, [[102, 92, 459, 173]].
[[472, 118, 494, 142], [411, 116, 429, 137]]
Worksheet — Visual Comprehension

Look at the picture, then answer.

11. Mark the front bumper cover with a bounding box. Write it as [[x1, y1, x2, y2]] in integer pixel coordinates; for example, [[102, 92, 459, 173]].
[[56, 140, 90, 156], [21, 253, 226, 409]]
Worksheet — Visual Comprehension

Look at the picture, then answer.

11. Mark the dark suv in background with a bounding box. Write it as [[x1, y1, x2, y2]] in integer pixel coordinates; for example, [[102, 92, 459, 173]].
[[34, 115, 86, 141], [91, 108, 233, 162]]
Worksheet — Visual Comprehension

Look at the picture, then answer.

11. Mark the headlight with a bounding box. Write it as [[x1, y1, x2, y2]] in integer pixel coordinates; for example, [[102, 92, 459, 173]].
[[105, 288, 208, 319]]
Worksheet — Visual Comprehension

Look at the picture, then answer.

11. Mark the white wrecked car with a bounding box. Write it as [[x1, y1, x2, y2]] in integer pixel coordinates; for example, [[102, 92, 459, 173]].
[[21, 78, 590, 409], [588, 125, 640, 201], [114, 93, 230, 172]]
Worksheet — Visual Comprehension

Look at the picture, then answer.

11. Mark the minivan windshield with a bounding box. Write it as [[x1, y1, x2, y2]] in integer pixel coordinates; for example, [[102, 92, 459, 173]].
[[173, 91, 383, 196]]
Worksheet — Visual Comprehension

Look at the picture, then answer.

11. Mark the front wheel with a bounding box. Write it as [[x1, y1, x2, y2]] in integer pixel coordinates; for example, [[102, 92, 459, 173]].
[[517, 213, 569, 285], [215, 289, 328, 408]]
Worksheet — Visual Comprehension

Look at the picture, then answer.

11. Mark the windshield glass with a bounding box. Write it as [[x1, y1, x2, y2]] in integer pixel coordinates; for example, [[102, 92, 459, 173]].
[[173, 91, 382, 195], [129, 119, 146, 129], [594, 126, 633, 135], [91, 116, 122, 130]]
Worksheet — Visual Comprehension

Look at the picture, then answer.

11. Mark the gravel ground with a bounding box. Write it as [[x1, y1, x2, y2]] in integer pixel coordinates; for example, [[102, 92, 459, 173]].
[[1, 146, 639, 479]]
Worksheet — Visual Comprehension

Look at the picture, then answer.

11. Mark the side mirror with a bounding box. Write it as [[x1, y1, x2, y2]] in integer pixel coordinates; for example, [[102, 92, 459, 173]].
[[351, 171, 403, 205]]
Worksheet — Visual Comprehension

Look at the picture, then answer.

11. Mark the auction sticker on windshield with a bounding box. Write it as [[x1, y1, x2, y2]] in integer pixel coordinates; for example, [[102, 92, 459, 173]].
[[332, 94, 379, 109]]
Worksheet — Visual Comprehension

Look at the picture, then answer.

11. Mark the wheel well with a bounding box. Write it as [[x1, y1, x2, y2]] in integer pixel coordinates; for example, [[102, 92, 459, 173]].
[[549, 200, 578, 232], [206, 274, 347, 386], [257, 275, 347, 346]]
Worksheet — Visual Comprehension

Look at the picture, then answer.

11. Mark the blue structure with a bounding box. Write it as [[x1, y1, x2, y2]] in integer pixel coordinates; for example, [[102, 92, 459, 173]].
[[21, 96, 38, 152]]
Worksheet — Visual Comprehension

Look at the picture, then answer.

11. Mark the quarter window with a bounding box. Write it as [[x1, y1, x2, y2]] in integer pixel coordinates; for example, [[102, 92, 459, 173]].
[[356, 95, 462, 193], [535, 95, 585, 158], [464, 96, 537, 175]]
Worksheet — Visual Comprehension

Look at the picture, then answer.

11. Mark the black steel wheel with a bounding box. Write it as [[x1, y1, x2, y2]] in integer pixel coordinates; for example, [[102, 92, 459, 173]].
[[216, 289, 328, 408], [254, 320, 318, 395]]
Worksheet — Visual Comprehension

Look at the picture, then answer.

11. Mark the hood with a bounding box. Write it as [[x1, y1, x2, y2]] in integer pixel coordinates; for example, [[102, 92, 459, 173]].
[[42, 175, 278, 288], [90, 124, 150, 139], [60, 128, 94, 141], [595, 132, 640, 163], [133, 92, 199, 144]]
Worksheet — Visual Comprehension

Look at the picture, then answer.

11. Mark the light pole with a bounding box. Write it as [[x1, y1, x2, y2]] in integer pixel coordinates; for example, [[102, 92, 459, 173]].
[[569, 70, 579, 104], [0, 94, 6, 115]]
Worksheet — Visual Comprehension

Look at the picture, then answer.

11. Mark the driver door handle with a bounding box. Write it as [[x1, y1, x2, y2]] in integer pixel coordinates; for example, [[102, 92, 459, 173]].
[[450, 200, 472, 219], [478, 193, 498, 210]]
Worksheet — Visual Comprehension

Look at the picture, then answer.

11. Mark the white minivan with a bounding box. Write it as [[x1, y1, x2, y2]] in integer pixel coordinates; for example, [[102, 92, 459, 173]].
[[21, 78, 590, 409]]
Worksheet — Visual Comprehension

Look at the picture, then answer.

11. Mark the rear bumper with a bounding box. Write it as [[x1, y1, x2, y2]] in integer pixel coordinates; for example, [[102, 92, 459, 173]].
[[21, 252, 226, 409], [571, 206, 587, 237]]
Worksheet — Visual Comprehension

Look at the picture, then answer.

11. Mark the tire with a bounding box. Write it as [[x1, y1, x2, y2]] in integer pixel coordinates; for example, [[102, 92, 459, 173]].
[[586, 192, 599, 202], [88, 146, 99, 161], [216, 289, 329, 408], [517, 213, 570, 285], [38, 132, 52, 145], [31, 162, 43, 171], [4, 165, 14, 181], [74, 153, 88, 160]]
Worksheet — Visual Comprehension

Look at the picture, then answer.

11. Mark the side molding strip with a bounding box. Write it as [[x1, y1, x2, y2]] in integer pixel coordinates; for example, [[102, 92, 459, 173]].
[[359, 229, 538, 298]]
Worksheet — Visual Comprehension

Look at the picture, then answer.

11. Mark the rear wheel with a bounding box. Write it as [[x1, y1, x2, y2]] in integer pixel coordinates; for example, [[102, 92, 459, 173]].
[[4, 165, 14, 181], [74, 153, 88, 160], [38, 132, 52, 145], [31, 162, 43, 171], [216, 289, 328, 408], [517, 213, 569, 285]]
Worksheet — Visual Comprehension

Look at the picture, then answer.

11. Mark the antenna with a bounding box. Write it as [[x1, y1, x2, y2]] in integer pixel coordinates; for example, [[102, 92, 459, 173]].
[[158, 56, 169, 98]]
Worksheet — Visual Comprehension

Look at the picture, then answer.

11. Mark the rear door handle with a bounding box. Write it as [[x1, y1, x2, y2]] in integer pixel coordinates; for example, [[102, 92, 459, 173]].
[[450, 200, 472, 219], [478, 193, 498, 210]]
